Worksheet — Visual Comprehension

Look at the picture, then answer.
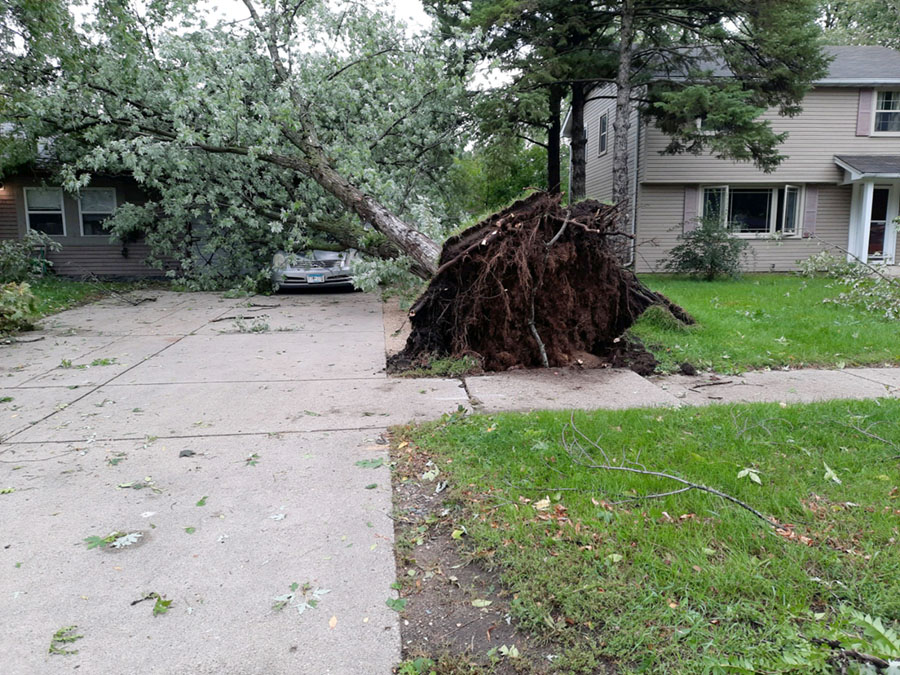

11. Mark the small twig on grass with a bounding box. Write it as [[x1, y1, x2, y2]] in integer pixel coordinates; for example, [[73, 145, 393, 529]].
[[809, 637, 891, 671], [838, 419, 900, 452], [561, 412, 778, 528], [76, 268, 156, 306]]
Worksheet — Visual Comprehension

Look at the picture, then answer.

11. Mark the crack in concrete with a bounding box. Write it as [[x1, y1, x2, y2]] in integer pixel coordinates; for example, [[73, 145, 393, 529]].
[[0, 302, 242, 445], [0, 424, 391, 447]]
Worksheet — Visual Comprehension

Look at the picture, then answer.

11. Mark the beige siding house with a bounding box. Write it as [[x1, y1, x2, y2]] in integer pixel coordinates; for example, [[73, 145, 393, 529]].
[[568, 46, 900, 273], [0, 172, 161, 278]]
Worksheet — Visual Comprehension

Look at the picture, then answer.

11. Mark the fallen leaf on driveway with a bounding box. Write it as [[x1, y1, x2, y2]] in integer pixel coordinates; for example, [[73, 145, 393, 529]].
[[329, 615, 337, 629]]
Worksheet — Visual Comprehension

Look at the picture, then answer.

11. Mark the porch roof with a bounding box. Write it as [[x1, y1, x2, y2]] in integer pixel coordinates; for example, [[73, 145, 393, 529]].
[[834, 155, 900, 183]]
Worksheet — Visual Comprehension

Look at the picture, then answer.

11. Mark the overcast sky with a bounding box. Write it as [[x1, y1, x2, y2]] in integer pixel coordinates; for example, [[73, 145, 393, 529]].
[[198, 0, 432, 30]]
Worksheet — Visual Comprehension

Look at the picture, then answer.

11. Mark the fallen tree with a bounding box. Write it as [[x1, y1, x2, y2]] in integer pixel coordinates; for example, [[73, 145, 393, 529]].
[[4, 1, 691, 371], [391, 192, 693, 372]]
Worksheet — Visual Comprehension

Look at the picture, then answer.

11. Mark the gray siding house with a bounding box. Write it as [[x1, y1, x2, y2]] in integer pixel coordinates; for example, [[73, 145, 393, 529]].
[[0, 171, 161, 278], [566, 46, 900, 273]]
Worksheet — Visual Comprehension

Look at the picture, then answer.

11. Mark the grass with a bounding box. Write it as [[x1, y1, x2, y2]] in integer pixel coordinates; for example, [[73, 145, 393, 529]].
[[405, 399, 900, 673], [631, 274, 900, 373], [397, 355, 482, 378], [29, 277, 159, 318]]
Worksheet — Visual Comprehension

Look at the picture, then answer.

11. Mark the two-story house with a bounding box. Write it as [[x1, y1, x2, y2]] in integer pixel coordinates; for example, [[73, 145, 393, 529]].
[[566, 45, 900, 273]]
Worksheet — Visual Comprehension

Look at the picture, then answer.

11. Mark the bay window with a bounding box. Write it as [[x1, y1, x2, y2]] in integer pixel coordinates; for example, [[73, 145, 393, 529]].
[[701, 185, 802, 236]]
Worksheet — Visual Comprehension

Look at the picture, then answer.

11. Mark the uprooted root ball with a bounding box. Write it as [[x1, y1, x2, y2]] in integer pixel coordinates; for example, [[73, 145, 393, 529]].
[[390, 191, 692, 373]]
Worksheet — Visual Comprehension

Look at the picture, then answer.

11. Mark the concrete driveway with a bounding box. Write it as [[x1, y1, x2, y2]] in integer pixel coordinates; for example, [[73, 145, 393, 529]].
[[0, 290, 466, 675]]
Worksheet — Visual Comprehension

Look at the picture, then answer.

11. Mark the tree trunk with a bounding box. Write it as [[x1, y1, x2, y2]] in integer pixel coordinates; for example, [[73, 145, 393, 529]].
[[241, 0, 442, 279], [611, 2, 635, 233], [570, 83, 587, 201], [547, 84, 563, 194], [305, 156, 442, 278]]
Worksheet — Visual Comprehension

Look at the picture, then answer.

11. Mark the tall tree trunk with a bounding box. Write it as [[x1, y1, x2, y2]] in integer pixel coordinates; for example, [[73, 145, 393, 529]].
[[547, 84, 563, 194], [305, 155, 442, 278], [570, 83, 587, 201], [612, 1, 636, 233], [243, 0, 442, 278]]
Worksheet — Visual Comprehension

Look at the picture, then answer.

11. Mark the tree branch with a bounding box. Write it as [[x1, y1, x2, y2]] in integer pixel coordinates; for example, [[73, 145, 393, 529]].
[[562, 413, 778, 527]]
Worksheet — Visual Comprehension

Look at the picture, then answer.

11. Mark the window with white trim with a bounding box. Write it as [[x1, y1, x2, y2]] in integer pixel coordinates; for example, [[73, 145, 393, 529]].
[[79, 188, 116, 236], [24, 187, 65, 236], [874, 90, 900, 132], [701, 185, 802, 236], [598, 112, 609, 155]]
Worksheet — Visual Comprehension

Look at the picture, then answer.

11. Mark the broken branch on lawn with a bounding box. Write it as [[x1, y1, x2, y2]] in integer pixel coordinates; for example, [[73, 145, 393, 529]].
[[561, 413, 778, 528]]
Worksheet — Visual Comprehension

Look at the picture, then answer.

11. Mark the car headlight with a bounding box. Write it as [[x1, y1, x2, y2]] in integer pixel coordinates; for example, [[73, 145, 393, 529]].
[[273, 252, 287, 268]]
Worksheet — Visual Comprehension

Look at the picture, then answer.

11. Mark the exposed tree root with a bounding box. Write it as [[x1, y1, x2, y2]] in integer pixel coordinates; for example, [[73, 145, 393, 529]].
[[390, 191, 693, 372]]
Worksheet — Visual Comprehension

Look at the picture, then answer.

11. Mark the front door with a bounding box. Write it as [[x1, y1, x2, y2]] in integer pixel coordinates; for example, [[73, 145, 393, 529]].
[[847, 182, 899, 265], [865, 184, 898, 265], [868, 187, 890, 260]]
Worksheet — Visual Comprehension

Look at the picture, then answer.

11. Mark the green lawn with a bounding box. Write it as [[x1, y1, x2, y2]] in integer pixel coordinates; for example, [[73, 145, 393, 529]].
[[631, 275, 900, 374], [29, 277, 158, 318], [406, 400, 900, 673]]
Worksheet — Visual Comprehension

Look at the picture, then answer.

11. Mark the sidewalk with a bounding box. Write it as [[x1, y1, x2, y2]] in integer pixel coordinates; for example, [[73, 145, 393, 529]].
[[458, 366, 899, 413]]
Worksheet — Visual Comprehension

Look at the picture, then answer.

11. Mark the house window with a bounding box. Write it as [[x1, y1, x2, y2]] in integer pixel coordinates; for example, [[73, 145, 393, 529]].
[[24, 187, 65, 236], [79, 188, 116, 236], [874, 91, 900, 132], [598, 112, 609, 155], [702, 185, 802, 236]]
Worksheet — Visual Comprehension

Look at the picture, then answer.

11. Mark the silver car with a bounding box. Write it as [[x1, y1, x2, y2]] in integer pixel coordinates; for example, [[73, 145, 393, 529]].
[[271, 249, 358, 290]]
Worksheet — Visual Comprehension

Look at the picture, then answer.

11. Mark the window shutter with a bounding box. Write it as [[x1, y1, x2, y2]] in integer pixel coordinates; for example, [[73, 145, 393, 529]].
[[857, 89, 875, 136], [802, 185, 818, 237], [683, 185, 699, 231]]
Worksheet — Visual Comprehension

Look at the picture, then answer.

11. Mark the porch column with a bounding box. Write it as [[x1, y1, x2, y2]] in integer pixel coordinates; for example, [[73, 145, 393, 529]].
[[848, 181, 874, 263]]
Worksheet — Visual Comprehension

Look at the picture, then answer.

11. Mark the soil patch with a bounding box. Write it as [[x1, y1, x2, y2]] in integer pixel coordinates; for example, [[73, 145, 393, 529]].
[[389, 192, 690, 374], [390, 433, 615, 673]]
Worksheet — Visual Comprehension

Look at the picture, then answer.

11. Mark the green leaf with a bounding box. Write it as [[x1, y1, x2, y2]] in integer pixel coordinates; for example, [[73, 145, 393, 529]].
[[385, 597, 407, 612], [49, 625, 83, 656], [0, 487, 14, 495], [196, 496, 208, 506], [355, 458, 384, 469], [823, 462, 842, 485], [472, 599, 492, 608], [152, 596, 173, 616], [737, 468, 762, 484], [84, 535, 106, 550], [364, 483, 377, 490], [184, 527, 196, 534]]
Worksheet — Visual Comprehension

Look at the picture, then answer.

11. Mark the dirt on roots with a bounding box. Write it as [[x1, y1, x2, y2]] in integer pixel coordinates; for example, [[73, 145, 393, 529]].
[[390, 191, 692, 374]]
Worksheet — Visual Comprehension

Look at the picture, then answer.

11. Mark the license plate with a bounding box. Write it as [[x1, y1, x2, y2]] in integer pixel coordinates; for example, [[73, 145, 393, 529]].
[[307, 273, 325, 284]]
